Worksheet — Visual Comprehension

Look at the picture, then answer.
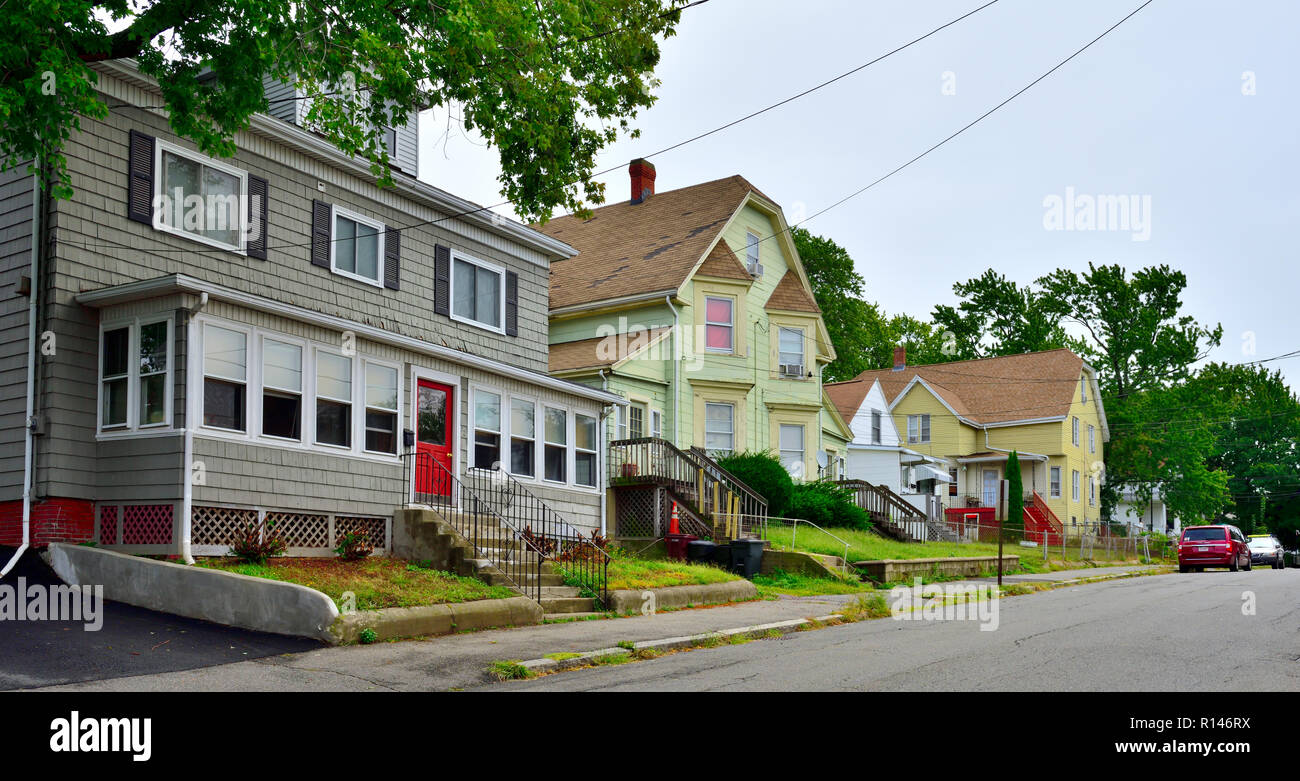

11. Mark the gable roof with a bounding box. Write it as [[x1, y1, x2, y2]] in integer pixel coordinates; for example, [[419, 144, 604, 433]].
[[695, 240, 752, 280], [830, 349, 1089, 426], [764, 269, 821, 313], [536, 176, 760, 310], [548, 327, 672, 374]]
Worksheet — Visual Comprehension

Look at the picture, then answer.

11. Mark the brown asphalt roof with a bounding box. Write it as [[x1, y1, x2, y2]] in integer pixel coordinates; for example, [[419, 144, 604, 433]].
[[548, 326, 672, 374], [825, 348, 1085, 426], [764, 269, 821, 313], [695, 240, 752, 280], [536, 176, 762, 310]]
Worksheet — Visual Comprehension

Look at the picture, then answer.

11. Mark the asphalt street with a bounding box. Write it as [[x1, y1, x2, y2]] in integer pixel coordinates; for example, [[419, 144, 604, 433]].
[[0, 550, 318, 690], [498, 568, 1300, 691]]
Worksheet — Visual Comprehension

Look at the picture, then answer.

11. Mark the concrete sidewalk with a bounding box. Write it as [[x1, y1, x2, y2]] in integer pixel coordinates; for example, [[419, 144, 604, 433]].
[[33, 564, 1164, 692]]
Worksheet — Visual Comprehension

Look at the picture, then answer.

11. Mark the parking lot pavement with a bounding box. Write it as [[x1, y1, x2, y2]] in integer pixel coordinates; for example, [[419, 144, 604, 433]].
[[0, 548, 319, 690]]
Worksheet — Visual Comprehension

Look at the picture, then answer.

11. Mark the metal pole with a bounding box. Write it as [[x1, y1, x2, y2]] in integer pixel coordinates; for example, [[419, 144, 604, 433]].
[[997, 515, 1004, 588]]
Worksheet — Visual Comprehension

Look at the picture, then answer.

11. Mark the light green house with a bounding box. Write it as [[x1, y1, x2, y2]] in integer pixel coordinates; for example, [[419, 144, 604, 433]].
[[539, 161, 851, 498]]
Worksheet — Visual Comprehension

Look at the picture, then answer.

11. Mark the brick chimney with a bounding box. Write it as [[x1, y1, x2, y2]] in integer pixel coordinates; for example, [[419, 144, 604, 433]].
[[629, 158, 656, 204], [892, 345, 906, 372]]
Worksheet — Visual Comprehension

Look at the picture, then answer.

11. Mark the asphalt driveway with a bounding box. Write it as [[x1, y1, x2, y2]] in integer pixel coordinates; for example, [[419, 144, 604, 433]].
[[0, 547, 319, 690]]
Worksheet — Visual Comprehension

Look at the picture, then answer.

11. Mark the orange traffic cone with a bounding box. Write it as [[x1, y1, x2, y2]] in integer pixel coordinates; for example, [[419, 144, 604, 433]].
[[669, 501, 680, 535]]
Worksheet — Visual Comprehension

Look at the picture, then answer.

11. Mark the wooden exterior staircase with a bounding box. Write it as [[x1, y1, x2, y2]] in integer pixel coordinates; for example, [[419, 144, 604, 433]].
[[1023, 491, 1064, 545], [834, 479, 960, 542]]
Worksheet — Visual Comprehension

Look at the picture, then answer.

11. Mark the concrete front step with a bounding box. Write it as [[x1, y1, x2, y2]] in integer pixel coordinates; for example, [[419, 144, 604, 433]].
[[539, 597, 598, 614], [539, 586, 582, 597], [543, 611, 607, 621]]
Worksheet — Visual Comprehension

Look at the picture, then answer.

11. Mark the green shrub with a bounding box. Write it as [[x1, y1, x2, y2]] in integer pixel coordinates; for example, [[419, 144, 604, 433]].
[[787, 480, 871, 530], [716, 451, 794, 518], [230, 517, 287, 565]]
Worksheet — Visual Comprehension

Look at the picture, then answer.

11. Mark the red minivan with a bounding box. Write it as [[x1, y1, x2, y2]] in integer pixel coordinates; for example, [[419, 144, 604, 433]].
[[1178, 525, 1251, 573]]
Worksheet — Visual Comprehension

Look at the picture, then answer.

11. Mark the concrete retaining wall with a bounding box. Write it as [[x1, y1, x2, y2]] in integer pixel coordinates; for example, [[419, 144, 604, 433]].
[[759, 549, 846, 579], [44, 543, 339, 643], [605, 579, 758, 614], [853, 555, 1021, 583], [330, 596, 542, 644]]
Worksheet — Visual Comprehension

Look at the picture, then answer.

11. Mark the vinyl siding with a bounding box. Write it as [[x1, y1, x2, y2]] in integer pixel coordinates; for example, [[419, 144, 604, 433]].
[[0, 165, 34, 496]]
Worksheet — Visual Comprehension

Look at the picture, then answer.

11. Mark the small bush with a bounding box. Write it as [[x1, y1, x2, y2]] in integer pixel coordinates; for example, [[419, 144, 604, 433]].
[[556, 529, 611, 564], [787, 480, 872, 530], [520, 525, 556, 557], [334, 531, 373, 562], [230, 517, 286, 565], [358, 628, 378, 644], [716, 451, 794, 518], [488, 660, 534, 681]]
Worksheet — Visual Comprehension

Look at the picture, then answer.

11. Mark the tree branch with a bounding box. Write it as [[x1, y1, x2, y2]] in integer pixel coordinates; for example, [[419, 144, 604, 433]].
[[76, 0, 213, 62]]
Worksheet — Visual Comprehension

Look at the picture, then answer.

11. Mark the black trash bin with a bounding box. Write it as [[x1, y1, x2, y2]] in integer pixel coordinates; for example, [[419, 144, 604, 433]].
[[709, 544, 733, 570], [730, 538, 766, 578], [686, 540, 717, 564]]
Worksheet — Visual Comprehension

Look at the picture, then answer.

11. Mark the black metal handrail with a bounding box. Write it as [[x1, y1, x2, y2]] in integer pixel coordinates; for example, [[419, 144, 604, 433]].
[[461, 465, 610, 609], [402, 451, 546, 603]]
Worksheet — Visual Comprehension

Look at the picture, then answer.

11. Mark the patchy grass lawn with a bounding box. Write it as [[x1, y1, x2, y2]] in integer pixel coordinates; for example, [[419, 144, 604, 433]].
[[764, 525, 1158, 576], [752, 569, 870, 598], [196, 557, 514, 610], [603, 556, 740, 591]]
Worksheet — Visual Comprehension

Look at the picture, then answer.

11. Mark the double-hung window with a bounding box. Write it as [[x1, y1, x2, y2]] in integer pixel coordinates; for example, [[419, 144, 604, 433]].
[[907, 414, 930, 444], [203, 324, 247, 432], [364, 362, 399, 454], [510, 398, 536, 477], [779, 424, 805, 478], [452, 254, 505, 332], [473, 390, 502, 469], [100, 319, 172, 431], [544, 407, 567, 483], [1072, 416, 1080, 446], [1072, 470, 1081, 502], [1089, 475, 1096, 506], [704, 297, 734, 353], [650, 409, 663, 439], [575, 414, 598, 488], [1088, 424, 1096, 454], [331, 206, 383, 287], [629, 404, 645, 439], [315, 351, 352, 448], [1080, 377, 1088, 404], [261, 338, 303, 441], [746, 232, 760, 269], [157, 142, 246, 251], [1050, 466, 1062, 498], [704, 403, 734, 455], [615, 405, 628, 440], [778, 327, 804, 377], [871, 410, 882, 444]]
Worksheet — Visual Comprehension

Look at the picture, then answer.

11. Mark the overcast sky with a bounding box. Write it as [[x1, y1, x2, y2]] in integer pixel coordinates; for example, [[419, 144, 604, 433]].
[[418, 0, 1299, 386]]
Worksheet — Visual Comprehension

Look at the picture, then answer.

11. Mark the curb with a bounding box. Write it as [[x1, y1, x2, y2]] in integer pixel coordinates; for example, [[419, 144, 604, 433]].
[[603, 580, 758, 614], [516, 612, 845, 676], [505, 567, 1173, 677]]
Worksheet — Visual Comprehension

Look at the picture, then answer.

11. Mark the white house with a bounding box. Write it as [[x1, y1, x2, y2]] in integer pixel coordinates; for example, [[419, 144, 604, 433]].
[[1116, 484, 1182, 537]]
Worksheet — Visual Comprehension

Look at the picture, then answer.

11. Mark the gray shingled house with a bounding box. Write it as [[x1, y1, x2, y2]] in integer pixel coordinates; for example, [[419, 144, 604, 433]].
[[0, 59, 621, 568]]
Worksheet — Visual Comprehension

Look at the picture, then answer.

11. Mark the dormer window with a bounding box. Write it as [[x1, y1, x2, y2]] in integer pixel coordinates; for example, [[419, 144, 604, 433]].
[[705, 297, 734, 353]]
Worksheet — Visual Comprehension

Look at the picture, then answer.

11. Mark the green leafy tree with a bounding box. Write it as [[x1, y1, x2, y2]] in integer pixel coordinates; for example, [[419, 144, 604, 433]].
[[1005, 450, 1023, 537], [931, 270, 1071, 360], [1, 0, 687, 218]]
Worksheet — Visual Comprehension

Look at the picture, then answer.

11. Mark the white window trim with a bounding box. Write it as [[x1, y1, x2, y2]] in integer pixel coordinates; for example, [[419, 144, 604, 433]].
[[154, 139, 248, 254], [509, 395, 539, 479], [470, 385, 504, 470], [97, 316, 175, 434], [1050, 466, 1062, 499], [1089, 475, 1096, 506], [190, 314, 403, 463], [1072, 470, 1081, 502], [200, 321, 251, 435], [907, 414, 930, 444], [329, 204, 386, 288], [1088, 424, 1096, 454], [704, 295, 735, 354], [467, 382, 600, 493], [312, 346, 355, 451], [704, 401, 736, 455], [628, 403, 646, 439], [449, 250, 507, 335], [1072, 416, 1080, 446], [257, 332, 306, 444], [777, 326, 804, 377], [574, 412, 599, 488], [362, 358, 402, 456], [650, 408, 663, 439], [1080, 377, 1088, 404], [779, 423, 805, 477], [871, 410, 882, 445]]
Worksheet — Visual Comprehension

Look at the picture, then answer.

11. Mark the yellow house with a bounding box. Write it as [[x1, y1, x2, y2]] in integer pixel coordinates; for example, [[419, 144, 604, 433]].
[[828, 347, 1109, 534]]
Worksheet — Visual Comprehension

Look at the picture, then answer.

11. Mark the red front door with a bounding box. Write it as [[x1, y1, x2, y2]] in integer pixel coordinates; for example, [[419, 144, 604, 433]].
[[415, 379, 454, 497]]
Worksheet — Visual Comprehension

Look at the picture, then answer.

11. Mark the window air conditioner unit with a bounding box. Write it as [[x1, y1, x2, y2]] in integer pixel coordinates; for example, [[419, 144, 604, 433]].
[[779, 363, 804, 378], [747, 260, 764, 279]]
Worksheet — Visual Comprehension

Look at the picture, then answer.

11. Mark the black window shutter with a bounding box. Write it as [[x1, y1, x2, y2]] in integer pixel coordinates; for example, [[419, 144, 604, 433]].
[[246, 175, 269, 260], [505, 270, 519, 337], [433, 244, 451, 316], [383, 226, 400, 290], [127, 130, 155, 225], [311, 200, 331, 268]]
